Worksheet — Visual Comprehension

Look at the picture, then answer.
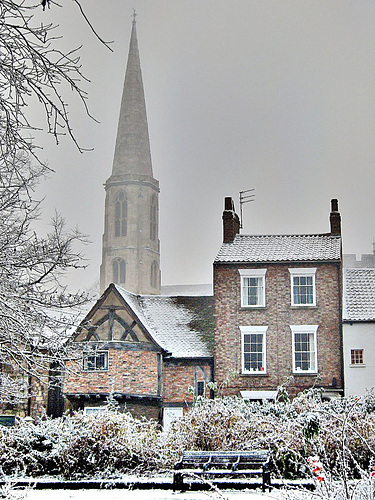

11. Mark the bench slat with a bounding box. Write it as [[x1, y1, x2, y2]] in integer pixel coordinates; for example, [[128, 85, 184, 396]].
[[180, 468, 264, 475], [173, 449, 272, 493]]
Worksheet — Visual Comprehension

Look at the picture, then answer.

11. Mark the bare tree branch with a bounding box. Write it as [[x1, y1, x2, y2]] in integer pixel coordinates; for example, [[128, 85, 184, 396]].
[[0, 1, 111, 172], [0, 1, 110, 404]]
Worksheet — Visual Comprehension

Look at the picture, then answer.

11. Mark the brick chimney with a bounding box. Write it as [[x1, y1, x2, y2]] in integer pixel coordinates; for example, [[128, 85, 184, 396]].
[[330, 198, 341, 236], [222, 197, 240, 243]]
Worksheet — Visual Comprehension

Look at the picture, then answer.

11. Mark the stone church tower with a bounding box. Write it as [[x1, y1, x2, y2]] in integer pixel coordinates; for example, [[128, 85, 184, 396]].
[[100, 18, 161, 294]]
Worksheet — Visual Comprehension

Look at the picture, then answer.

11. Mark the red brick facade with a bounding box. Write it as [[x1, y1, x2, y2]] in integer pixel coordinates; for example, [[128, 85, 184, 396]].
[[60, 199, 344, 420], [63, 286, 213, 421], [65, 349, 160, 397], [163, 360, 212, 404], [213, 262, 343, 397], [213, 198, 343, 399]]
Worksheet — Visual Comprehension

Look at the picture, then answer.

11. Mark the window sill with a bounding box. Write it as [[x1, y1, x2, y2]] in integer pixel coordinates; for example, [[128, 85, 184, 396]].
[[349, 364, 366, 368], [290, 305, 317, 309], [240, 306, 266, 310], [83, 369, 109, 373], [241, 372, 268, 377], [293, 371, 318, 376]]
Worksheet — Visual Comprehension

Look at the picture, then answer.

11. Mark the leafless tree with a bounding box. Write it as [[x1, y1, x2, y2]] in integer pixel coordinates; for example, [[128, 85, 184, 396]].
[[0, 0, 111, 173], [0, 1, 110, 404], [0, 152, 90, 404]]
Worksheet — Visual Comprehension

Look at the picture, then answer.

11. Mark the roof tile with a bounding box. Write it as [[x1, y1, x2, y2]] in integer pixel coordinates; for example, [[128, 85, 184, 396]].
[[214, 234, 341, 263], [343, 268, 375, 322], [115, 286, 213, 358]]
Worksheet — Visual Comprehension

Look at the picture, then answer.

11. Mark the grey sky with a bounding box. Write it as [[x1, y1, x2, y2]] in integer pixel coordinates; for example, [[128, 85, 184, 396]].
[[33, 1, 375, 292]]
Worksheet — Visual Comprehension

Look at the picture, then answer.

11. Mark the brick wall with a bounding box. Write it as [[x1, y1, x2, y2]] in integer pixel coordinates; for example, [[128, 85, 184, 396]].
[[64, 347, 160, 396], [67, 398, 161, 421], [163, 359, 212, 403], [0, 369, 50, 419], [214, 262, 342, 397]]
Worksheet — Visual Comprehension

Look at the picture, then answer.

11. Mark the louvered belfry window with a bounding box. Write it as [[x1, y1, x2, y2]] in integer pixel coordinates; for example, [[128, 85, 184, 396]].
[[113, 258, 126, 285], [115, 191, 127, 237]]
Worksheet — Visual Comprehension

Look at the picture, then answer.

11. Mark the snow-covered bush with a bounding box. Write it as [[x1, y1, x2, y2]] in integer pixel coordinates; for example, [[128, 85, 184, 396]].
[[1, 388, 375, 495], [164, 395, 305, 477], [0, 410, 164, 478], [58, 411, 164, 478], [165, 396, 269, 453], [0, 414, 71, 476], [165, 389, 375, 485]]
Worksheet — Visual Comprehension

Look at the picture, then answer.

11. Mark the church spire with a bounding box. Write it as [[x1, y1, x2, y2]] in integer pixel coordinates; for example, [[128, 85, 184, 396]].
[[100, 16, 161, 295], [111, 14, 153, 177]]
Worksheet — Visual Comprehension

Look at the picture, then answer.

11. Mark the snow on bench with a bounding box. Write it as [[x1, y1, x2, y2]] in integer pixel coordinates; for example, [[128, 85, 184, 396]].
[[173, 450, 272, 491]]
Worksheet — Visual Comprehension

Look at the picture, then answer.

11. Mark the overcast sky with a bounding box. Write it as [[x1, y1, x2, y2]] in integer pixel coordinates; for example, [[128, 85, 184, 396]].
[[32, 1, 375, 292]]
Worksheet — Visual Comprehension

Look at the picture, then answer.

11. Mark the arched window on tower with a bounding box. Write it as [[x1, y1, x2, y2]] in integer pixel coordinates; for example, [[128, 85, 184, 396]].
[[115, 191, 127, 237], [113, 258, 126, 285], [150, 195, 157, 241], [151, 260, 158, 289]]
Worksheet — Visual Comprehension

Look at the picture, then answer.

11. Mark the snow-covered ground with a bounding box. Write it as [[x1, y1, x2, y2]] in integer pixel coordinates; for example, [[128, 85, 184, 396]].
[[6, 487, 314, 500]]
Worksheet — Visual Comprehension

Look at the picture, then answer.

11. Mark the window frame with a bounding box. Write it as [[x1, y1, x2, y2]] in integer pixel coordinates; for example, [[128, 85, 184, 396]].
[[240, 325, 268, 375], [239, 269, 267, 308], [84, 407, 106, 416], [83, 351, 109, 372], [150, 260, 158, 288], [150, 195, 157, 241], [289, 268, 317, 307], [291, 325, 318, 374], [350, 349, 365, 366]]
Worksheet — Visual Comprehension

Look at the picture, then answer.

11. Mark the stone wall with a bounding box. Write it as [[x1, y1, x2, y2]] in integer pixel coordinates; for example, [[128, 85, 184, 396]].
[[100, 177, 160, 295], [0, 374, 49, 419]]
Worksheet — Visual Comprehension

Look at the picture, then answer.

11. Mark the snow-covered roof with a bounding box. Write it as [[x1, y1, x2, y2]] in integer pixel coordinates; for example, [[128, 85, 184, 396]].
[[214, 234, 341, 264], [115, 286, 213, 358], [343, 268, 375, 322]]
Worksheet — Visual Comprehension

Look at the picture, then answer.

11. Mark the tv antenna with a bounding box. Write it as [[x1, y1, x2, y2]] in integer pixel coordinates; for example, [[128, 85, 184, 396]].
[[239, 189, 255, 229]]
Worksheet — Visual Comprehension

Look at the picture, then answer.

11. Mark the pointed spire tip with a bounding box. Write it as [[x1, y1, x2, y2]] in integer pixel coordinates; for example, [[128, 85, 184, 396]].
[[132, 8, 137, 24]]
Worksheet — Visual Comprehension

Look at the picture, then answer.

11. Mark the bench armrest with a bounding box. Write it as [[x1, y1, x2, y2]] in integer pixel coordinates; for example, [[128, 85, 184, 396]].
[[202, 454, 213, 471], [174, 459, 183, 470], [232, 455, 241, 471]]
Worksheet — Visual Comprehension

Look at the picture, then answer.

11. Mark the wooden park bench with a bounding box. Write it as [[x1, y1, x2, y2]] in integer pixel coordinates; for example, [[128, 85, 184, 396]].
[[173, 450, 272, 491]]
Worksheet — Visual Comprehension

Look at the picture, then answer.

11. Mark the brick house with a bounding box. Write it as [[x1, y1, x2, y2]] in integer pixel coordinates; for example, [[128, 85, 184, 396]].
[[64, 197, 344, 422], [213, 197, 343, 400], [64, 284, 214, 423]]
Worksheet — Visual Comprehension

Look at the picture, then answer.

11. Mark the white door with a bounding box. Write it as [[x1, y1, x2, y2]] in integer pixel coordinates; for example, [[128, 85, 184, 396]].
[[163, 407, 183, 433]]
